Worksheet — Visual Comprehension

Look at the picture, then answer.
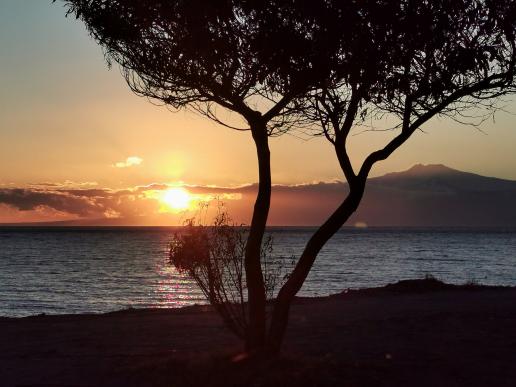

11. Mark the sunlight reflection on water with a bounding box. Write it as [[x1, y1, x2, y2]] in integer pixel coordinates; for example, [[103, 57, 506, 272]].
[[154, 265, 202, 308], [0, 227, 515, 317]]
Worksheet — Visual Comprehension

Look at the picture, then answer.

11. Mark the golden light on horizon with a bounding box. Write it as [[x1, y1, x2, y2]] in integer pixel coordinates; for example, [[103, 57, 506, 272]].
[[161, 187, 191, 211]]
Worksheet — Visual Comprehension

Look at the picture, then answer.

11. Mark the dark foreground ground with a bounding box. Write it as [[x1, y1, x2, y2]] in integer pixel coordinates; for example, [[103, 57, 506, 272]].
[[2, 279, 516, 387]]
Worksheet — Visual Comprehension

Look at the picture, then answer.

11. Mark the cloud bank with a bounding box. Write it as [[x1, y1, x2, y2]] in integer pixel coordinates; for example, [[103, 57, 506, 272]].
[[2, 165, 516, 226], [0, 181, 347, 225]]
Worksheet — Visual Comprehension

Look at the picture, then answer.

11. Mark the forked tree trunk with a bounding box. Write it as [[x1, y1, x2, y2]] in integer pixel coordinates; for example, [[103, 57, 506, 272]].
[[267, 184, 365, 353], [244, 121, 271, 352]]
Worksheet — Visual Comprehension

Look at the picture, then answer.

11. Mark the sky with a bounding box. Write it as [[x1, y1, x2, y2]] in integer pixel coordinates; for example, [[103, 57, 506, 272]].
[[1, 1, 516, 225]]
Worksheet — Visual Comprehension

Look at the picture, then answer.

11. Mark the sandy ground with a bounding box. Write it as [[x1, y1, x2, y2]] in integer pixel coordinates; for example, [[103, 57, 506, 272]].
[[1, 280, 516, 387]]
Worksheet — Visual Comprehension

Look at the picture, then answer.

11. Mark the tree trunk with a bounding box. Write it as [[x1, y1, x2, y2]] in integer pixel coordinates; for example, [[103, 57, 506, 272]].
[[267, 185, 365, 353], [244, 121, 271, 352]]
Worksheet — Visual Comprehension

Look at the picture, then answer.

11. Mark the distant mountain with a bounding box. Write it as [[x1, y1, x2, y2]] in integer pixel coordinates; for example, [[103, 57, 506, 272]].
[[348, 164, 516, 227]]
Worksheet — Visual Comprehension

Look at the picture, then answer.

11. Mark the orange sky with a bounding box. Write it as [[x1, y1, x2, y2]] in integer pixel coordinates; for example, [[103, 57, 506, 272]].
[[1, 2, 516, 225]]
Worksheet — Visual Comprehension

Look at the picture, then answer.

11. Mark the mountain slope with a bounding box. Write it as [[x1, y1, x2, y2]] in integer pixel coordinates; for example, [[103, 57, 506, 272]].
[[348, 164, 516, 227]]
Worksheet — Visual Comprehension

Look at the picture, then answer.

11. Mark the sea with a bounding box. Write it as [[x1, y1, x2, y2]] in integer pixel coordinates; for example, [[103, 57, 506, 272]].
[[1, 227, 515, 317]]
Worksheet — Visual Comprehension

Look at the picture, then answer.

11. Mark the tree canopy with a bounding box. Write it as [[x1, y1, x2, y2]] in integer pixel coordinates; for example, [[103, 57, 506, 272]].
[[309, 0, 516, 147], [64, 0, 351, 133], [63, 0, 516, 354], [62, 0, 516, 145], [269, 0, 516, 352]]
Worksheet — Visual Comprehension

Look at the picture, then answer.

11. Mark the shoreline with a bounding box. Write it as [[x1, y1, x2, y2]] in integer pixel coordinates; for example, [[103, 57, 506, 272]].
[[2, 278, 516, 386], [2, 277, 514, 320]]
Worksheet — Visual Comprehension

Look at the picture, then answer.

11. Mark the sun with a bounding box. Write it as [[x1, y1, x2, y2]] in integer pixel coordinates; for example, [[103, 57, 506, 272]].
[[161, 188, 191, 211]]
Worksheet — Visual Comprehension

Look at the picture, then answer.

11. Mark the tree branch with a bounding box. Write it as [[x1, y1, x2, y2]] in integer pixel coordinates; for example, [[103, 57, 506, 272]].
[[262, 92, 295, 123], [359, 74, 508, 180], [333, 89, 361, 184]]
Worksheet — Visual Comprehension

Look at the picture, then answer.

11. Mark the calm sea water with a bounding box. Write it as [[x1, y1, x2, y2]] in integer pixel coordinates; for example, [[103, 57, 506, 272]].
[[0, 227, 515, 317]]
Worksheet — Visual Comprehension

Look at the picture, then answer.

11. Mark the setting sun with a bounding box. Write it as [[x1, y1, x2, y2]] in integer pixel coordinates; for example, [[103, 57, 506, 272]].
[[161, 188, 191, 211]]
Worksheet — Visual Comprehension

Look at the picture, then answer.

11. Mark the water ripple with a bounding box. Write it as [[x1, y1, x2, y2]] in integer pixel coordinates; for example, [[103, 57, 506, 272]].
[[0, 227, 515, 317]]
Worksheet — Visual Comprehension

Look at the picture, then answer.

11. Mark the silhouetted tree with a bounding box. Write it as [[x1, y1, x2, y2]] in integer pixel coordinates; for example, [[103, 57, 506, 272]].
[[61, 0, 341, 352], [62, 0, 516, 355], [268, 0, 516, 352]]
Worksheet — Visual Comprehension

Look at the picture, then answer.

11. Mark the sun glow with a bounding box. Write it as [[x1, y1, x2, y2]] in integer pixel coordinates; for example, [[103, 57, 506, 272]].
[[161, 187, 191, 211]]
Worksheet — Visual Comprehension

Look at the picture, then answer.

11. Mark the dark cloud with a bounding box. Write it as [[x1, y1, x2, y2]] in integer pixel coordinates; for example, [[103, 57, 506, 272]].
[[0, 189, 101, 216]]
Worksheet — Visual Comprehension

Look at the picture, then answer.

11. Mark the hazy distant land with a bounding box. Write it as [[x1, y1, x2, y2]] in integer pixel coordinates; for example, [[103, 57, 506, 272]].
[[3, 164, 516, 227]]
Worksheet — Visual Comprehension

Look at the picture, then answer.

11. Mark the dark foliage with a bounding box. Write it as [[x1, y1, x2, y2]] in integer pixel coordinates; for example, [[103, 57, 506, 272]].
[[269, 0, 516, 352], [61, 0, 350, 134], [169, 205, 280, 338], [62, 0, 516, 353], [307, 0, 516, 149]]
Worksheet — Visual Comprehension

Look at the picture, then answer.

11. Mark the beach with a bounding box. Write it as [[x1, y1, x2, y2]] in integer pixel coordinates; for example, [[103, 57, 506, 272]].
[[2, 279, 515, 387]]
